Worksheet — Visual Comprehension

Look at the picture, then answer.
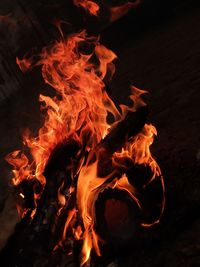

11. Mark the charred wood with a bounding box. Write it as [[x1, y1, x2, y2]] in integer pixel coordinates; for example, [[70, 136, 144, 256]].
[[0, 106, 148, 266]]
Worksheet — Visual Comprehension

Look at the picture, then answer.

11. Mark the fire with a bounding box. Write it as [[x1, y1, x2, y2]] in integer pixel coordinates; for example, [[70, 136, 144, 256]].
[[6, 30, 165, 265], [73, 0, 99, 16], [110, 0, 142, 22], [72, 0, 142, 20]]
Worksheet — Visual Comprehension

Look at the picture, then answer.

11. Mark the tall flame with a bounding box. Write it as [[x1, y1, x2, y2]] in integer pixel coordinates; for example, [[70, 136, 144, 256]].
[[6, 30, 165, 265]]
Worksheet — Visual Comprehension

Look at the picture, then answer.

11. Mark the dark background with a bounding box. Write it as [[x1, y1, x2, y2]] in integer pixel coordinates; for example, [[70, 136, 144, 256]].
[[0, 0, 200, 266]]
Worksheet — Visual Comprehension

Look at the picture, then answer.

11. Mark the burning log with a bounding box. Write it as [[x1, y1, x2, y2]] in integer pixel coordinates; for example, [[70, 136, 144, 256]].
[[95, 106, 148, 177], [2, 29, 165, 267], [98, 106, 148, 155], [0, 140, 80, 267], [0, 106, 148, 266], [95, 188, 140, 244]]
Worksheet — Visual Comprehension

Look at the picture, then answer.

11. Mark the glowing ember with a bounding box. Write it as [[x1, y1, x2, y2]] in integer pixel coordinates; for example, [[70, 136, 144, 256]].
[[6, 29, 165, 265]]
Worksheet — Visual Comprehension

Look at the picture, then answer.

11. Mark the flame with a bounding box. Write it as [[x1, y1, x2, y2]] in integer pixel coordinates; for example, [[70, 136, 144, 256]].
[[77, 160, 140, 265], [5, 150, 33, 186], [77, 123, 164, 264], [110, 0, 142, 23], [19, 193, 25, 199], [72, 0, 142, 20], [0, 13, 17, 28], [113, 124, 161, 181], [6, 30, 165, 265], [62, 208, 77, 241], [73, 0, 99, 16]]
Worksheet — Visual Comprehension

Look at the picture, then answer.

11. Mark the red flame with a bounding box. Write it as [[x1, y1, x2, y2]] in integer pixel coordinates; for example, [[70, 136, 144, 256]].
[[6, 30, 165, 265], [73, 0, 99, 16]]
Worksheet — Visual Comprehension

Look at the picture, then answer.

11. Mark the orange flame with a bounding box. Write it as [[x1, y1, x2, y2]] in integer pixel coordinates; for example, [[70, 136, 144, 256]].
[[73, 0, 99, 16], [6, 30, 165, 265], [77, 122, 164, 264]]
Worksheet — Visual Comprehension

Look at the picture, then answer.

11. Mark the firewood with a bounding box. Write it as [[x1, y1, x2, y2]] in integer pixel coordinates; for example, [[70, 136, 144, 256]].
[[0, 106, 148, 267]]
